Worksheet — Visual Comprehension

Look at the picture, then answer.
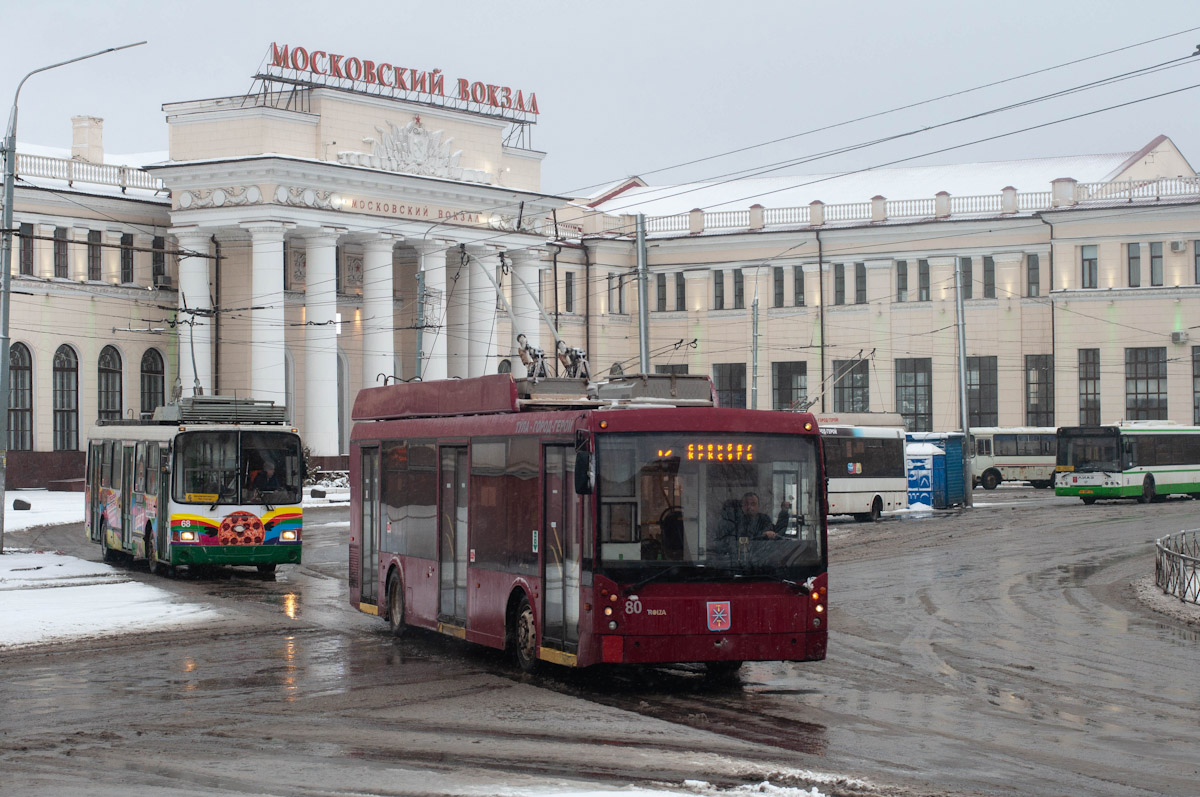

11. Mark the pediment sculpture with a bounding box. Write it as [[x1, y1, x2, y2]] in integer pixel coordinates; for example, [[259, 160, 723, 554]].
[[338, 117, 492, 184]]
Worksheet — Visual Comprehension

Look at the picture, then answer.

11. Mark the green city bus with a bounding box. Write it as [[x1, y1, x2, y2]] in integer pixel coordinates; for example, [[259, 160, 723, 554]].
[[1055, 422, 1200, 504]]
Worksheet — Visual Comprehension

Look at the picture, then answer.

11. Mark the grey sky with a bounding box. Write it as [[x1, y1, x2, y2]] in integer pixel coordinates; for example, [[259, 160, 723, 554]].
[[4, 0, 1199, 201]]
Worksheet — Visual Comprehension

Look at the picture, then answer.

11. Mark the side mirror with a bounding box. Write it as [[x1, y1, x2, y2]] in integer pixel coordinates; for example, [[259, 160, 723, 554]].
[[574, 450, 594, 495]]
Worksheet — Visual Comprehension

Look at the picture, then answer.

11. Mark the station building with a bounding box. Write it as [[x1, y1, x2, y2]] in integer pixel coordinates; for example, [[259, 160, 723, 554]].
[[6, 44, 1200, 485]]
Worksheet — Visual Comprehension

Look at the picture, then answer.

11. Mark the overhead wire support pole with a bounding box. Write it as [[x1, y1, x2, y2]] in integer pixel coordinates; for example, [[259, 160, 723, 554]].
[[0, 40, 146, 555], [954, 256, 973, 509], [636, 214, 650, 374]]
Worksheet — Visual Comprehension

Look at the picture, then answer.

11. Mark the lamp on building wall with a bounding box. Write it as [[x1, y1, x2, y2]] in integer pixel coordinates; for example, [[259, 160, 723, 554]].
[[0, 41, 144, 554]]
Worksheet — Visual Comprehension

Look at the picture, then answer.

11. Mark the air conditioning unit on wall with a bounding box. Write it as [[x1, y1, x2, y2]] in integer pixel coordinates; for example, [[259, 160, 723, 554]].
[[1171, 330, 1188, 345], [1170, 240, 1187, 253], [153, 274, 172, 289]]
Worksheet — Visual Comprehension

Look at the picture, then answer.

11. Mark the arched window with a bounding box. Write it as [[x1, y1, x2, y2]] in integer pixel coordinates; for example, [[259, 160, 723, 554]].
[[98, 345, 122, 422], [140, 348, 165, 419], [8, 343, 32, 450], [53, 345, 78, 450]]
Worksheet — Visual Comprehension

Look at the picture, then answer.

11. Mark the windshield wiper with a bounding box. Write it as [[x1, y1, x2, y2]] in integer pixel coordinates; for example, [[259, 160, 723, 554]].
[[624, 564, 686, 595], [733, 572, 810, 592]]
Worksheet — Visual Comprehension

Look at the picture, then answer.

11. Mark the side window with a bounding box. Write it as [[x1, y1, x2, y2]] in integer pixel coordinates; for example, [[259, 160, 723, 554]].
[[135, 442, 147, 493], [146, 445, 160, 495]]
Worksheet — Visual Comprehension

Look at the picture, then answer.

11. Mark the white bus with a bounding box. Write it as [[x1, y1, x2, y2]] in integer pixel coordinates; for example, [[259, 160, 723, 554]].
[[969, 427, 1057, 490], [1056, 421, 1200, 504], [817, 413, 908, 522], [85, 396, 305, 577]]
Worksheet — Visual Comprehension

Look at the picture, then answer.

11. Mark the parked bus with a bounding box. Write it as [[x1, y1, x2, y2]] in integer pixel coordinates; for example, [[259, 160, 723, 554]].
[[1056, 422, 1200, 504], [85, 396, 304, 576], [969, 427, 1057, 489], [816, 413, 908, 522], [350, 373, 828, 674]]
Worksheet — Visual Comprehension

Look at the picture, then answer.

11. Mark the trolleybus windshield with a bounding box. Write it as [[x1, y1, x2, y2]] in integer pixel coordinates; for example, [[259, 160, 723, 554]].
[[595, 432, 822, 582], [174, 430, 303, 505], [1057, 428, 1121, 473]]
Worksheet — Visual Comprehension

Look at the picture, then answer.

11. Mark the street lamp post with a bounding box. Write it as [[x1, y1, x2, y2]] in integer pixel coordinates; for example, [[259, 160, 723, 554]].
[[0, 42, 145, 554]]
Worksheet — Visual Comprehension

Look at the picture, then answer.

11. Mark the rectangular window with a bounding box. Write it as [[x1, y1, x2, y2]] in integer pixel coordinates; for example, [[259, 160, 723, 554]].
[[854, 262, 866, 304], [1194, 346, 1200, 424], [564, 272, 575, 313], [966, 356, 998, 426], [713, 269, 724, 310], [1027, 253, 1040, 297], [1081, 244, 1098, 289], [607, 274, 626, 314], [1127, 243, 1141, 287], [712, 362, 746, 409], [1195, 242, 1200, 285], [733, 268, 745, 310], [656, 272, 666, 312], [1025, 354, 1054, 427], [771, 361, 807, 410], [773, 267, 784, 308], [18, 223, 34, 276], [832, 359, 869, 412], [983, 256, 995, 298], [1125, 347, 1167, 420], [834, 263, 845, 305], [895, 358, 933, 431], [896, 260, 908, 302], [1079, 348, 1100, 425], [152, 235, 166, 282], [53, 227, 68, 278], [960, 257, 973, 299], [918, 259, 930, 301], [121, 233, 134, 283], [793, 265, 804, 306], [86, 230, 102, 281], [1150, 241, 1163, 286], [675, 272, 686, 311]]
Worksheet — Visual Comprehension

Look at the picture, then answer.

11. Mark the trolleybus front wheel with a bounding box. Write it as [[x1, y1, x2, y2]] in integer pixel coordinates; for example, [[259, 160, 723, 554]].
[[1081, 496, 1097, 505], [386, 572, 407, 637], [256, 564, 277, 579], [513, 595, 539, 674], [145, 527, 167, 577]]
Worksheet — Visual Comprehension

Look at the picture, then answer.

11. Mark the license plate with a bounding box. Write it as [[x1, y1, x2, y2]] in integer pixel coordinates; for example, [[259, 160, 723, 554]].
[[1079, 489, 1094, 494]]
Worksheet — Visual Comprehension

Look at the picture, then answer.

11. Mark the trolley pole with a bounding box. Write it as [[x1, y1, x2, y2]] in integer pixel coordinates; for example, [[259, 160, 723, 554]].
[[0, 41, 144, 554], [954, 256, 973, 508], [635, 214, 650, 374]]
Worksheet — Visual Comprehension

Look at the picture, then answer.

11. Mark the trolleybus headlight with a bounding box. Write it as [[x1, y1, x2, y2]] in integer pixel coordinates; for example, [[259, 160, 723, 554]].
[[608, 621, 618, 630], [815, 604, 824, 613], [603, 606, 613, 616], [281, 530, 298, 541], [813, 617, 821, 628], [180, 530, 196, 542]]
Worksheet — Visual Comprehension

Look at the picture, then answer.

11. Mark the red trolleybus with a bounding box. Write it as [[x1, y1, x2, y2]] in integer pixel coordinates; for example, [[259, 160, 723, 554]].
[[349, 373, 827, 674]]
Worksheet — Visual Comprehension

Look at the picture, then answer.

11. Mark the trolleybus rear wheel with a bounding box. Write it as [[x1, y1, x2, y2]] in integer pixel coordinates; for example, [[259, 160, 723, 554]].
[[386, 572, 407, 637], [514, 596, 539, 673], [256, 564, 277, 579], [100, 520, 118, 563], [1137, 476, 1156, 504], [981, 470, 1001, 490], [1081, 496, 1097, 505]]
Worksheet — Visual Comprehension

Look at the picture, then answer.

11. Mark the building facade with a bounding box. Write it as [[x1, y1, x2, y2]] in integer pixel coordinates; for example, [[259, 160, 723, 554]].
[[6, 46, 1200, 486]]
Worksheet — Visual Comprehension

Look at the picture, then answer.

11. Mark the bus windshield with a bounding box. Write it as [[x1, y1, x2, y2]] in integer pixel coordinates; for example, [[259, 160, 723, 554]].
[[173, 430, 303, 505], [595, 432, 823, 582], [1057, 429, 1121, 473]]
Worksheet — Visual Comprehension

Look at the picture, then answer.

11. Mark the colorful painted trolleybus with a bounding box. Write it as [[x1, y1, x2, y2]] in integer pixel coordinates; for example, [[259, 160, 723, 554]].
[[349, 373, 828, 674], [1055, 421, 1200, 504], [85, 396, 304, 576]]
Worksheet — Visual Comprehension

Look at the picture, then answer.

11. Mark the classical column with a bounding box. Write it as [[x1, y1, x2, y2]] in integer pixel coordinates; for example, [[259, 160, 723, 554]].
[[509, 248, 543, 357], [444, 242, 469, 378], [304, 229, 341, 456], [174, 230, 214, 397], [245, 223, 289, 405], [415, 239, 451, 381], [361, 235, 399, 390], [467, 245, 500, 378]]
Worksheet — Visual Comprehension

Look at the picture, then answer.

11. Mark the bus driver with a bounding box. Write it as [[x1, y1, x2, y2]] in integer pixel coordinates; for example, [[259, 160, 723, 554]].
[[713, 491, 791, 563]]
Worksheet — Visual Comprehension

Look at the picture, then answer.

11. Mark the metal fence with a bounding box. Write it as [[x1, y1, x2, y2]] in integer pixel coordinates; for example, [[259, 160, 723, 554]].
[[1155, 529, 1200, 604]]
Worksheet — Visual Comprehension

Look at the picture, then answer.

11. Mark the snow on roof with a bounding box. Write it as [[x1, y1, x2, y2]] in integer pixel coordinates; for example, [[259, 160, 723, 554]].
[[592, 151, 1141, 216], [17, 141, 169, 170]]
